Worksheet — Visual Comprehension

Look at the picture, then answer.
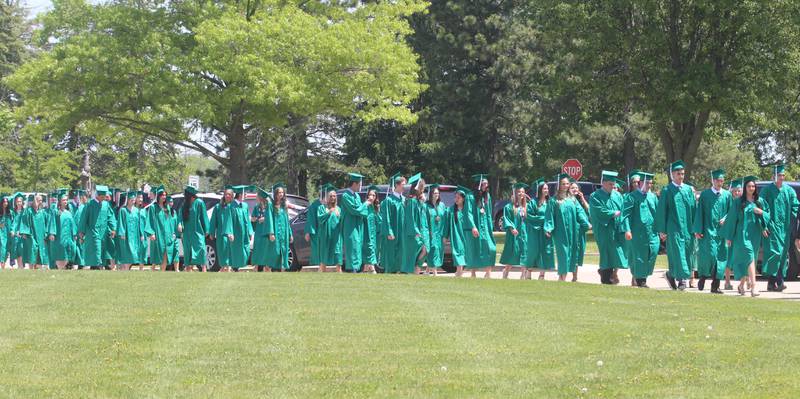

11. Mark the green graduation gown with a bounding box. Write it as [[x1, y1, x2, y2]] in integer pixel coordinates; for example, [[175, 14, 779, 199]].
[[71, 203, 86, 265], [51, 209, 77, 262], [0, 212, 10, 263], [46, 203, 58, 268], [759, 183, 799, 278], [115, 207, 141, 264], [229, 201, 253, 269], [443, 205, 471, 267], [251, 203, 271, 266], [464, 191, 497, 268], [303, 199, 321, 266], [402, 198, 429, 273], [692, 188, 732, 279], [171, 209, 182, 263], [575, 203, 591, 267], [10, 209, 24, 261], [101, 204, 118, 265], [379, 193, 404, 273], [19, 206, 51, 265], [499, 202, 528, 266], [317, 205, 342, 266], [182, 199, 209, 266], [145, 204, 177, 265], [589, 189, 629, 270], [524, 199, 555, 269], [77, 199, 116, 267], [426, 201, 446, 268], [552, 197, 588, 275], [655, 183, 696, 279], [341, 190, 369, 271], [252, 204, 292, 270], [136, 205, 149, 264], [722, 198, 770, 279], [362, 205, 381, 266], [625, 190, 660, 279], [208, 202, 233, 267]]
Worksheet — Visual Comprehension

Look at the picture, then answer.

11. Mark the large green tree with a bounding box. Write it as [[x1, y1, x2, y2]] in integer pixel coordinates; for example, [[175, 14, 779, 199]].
[[526, 0, 800, 174], [6, 0, 427, 184]]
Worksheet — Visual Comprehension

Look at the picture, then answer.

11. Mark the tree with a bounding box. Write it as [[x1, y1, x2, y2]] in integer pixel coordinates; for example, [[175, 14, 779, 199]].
[[526, 0, 800, 175], [6, 0, 427, 184]]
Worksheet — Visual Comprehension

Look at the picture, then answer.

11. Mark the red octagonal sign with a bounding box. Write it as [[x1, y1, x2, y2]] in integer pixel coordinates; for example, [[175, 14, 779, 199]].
[[562, 159, 583, 181]]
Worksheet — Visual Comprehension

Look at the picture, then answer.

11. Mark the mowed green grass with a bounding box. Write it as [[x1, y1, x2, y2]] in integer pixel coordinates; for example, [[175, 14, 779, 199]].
[[0, 271, 797, 398]]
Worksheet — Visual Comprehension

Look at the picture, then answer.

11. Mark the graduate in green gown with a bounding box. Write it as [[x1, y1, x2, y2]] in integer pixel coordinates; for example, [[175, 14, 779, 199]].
[[380, 173, 405, 273], [260, 183, 294, 272], [51, 193, 77, 269], [167, 196, 182, 271], [362, 185, 382, 273], [500, 183, 530, 279], [77, 186, 117, 269], [759, 164, 799, 291], [0, 196, 11, 269], [589, 171, 631, 285], [655, 160, 696, 290], [101, 189, 120, 269], [303, 184, 324, 268], [180, 186, 209, 272], [250, 187, 273, 271], [570, 182, 591, 281], [317, 184, 343, 272], [425, 184, 446, 275], [443, 186, 472, 277], [341, 173, 371, 272], [524, 179, 555, 279], [209, 187, 234, 271], [227, 186, 253, 271], [18, 194, 51, 269], [70, 190, 88, 268], [10, 193, 25, 268], [465, 174, 497, 278], [115, 191, 141, 270], [624, 172, 659, 288], [402, 173, 429, 274], [145, 186, 177, 271], [722, 179, 743, 290], [722, 176, 769, 297], [552, 175, 590, 281], [691, 169, 732, 293]]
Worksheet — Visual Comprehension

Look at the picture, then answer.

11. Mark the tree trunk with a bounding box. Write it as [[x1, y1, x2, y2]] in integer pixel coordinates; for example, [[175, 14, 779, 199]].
[[657, 110, 710, 180], [623, 126, 635, 176], [80, 147, 91, 190], [285, 116, 309, 196], [227, 125, 247, 184]]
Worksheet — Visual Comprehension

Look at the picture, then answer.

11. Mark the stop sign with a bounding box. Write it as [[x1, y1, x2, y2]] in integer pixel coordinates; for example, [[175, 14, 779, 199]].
[[562, 159, 583, 181]]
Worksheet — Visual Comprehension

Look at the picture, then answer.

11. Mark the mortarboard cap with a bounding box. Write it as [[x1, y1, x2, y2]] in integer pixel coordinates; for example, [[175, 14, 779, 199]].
[[711, 169, 726, 180]]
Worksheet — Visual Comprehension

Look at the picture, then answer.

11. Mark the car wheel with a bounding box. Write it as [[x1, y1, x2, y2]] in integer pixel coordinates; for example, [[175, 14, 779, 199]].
[[206, 242, 220, 272]]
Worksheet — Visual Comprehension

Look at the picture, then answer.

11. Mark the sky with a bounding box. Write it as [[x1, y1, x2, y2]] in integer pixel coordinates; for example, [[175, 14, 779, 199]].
[[22, 0, 52, 16]]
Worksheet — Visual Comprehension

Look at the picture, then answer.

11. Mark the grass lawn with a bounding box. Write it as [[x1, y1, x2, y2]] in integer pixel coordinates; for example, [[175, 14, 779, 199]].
[[0, 271, 798, 398]]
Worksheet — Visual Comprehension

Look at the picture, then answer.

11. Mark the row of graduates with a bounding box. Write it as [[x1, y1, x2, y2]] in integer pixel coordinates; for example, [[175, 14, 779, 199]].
[[589, 162, 799, 297], [301, 172, 499, 275]]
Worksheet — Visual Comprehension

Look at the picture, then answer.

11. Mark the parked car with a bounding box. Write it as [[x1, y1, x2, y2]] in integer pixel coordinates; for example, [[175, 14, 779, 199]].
[[493, 181, 600, 231], [170, 192, 309, 270], [754, 181, 800, 280], [289, 184, 459, 272]]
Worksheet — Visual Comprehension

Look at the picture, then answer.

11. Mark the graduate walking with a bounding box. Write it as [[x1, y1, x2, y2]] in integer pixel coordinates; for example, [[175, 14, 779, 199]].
[[362, 185, 382, 274], [692, 169, 733, 293], [78, 186, 117, 270], [341, 174, 371, 272], [303, 184, 324, 269], [465, 174, 496, 278], [524, 179, 555, 279], [499, 183, 529, 279], [723, 176, 769, 297], [209, 188, 234, 272], [51, 193, 77, 270], [115, 191, 142, 270], [317, 185, 343, 272], [145, 186, 178, 272], [655, 161, 697, 290], [589, 171, 631, 285], [443, 186, 472, 277], [759, 164, 799, 291], [19, 194, 51, 270], [0, 196, 12, 268], [570, 182, 591, 281], [181, 186, 209, 272], [624, 172, 659, 288], [552, 175, 590, 281], [380, 174, 405, 274], [402, 173, 429, 274], [228, 186, 253, 271], [425, 184, 446, 275]]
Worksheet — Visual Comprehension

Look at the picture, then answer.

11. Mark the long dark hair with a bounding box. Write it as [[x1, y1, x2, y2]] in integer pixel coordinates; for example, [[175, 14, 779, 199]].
[[453, 191, 465, 222], [537, 184, 549, 205], [182, 191, 196, 222], [367, 188, 380, 212], [0, 197, 9, 217], [742, 183, 760, 210], [426, 187, 440, 208]]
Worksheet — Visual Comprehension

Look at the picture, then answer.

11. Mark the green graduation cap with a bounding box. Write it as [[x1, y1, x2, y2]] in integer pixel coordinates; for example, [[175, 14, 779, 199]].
[[743, 175, 758, 185], [13, 192, 24, 201], [127, 191, 137, 198], [152, 185, 165, 195], [512, 182, 529, 190], [231, 185, 249, 194], [387, 172, 404, 195], [118, 191, 129, 199], [614, 178, 627, 189], [553, 173, 570, 181], [347, 172, 364, 183], [640, 172, 655, 182], [71, 189, 86, 197], [271, 182, 286, 199], [730, 179, 743, 189], [408, 173, 423, 190], [320, 183, 337, 197], [471, 174, 488, 189], [27, 194, 35, 202], [455, 185, 471, 196], [166, 195, 174, 202], [184, 185, 198, 195], [257, 187, 271, 200], [711, 168, 726, 180], [366, 184, 380, 193], [774, 164, 786, 179], [95, 185, 110, 195], [426, 183, 440, 195], [669, 160, 685, 172], [600, 170, 619, 184]]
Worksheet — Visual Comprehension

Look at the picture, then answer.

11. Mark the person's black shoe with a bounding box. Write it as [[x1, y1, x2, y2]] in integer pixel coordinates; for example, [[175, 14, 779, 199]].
[[777, 283, 788, 292], [767, 277, 778, 292], [599, 269, 613, 285], [710, 279, 721, 294], [710, 288, 724, 294], [678, 280, 686, 291], [665, 272, 677, 290], [698, 277, 706, 291]]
